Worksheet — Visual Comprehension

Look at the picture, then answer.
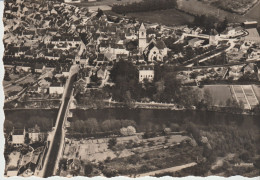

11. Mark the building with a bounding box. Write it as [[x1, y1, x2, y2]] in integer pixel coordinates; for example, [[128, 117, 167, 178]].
[[144, 39, 167, 62], [243, 21, 258, 29], [209, 29, 218, 46], [139, 66, 154, 82], [188, 38, 205, 47], [49, 82, 64, 94], [28, 124, 40, 142], [11, 128, 26, 145], [138, 23, 147, 53], [34, 63, 45, 73]]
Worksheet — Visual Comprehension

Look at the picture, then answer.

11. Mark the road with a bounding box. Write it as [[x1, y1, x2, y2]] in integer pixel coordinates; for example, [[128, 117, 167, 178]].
[[43, 65, 79, 178]]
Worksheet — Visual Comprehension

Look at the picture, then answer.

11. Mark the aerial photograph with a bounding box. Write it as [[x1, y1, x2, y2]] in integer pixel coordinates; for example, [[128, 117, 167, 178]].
[[2, 0, 260, 178]]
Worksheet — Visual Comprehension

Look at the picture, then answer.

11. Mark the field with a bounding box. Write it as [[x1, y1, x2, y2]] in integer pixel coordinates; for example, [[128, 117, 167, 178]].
[[244, 0, 260, 23], [252, 85, 260, 101], [194, 85, 234, 106], [178, 0, 252, 22], [71, 0, 141, 10], [125, 9, 194, 26], [202, 0, 258, 14]]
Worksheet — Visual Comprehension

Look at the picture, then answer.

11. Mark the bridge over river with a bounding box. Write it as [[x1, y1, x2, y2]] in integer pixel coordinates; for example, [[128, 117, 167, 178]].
[[35, 65, 79, 177]]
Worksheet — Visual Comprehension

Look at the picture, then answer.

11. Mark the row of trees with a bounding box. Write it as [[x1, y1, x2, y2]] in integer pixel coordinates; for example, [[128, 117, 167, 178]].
[[112, 0, 177, 14], [70, 118, 136, 134]]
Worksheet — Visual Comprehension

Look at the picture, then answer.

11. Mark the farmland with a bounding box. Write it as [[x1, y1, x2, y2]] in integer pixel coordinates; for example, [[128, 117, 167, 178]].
[[194, 85, 260, 108], [125, 9, 194, 26], [244, 0, 260, 23], [203, 0, 259, 14]]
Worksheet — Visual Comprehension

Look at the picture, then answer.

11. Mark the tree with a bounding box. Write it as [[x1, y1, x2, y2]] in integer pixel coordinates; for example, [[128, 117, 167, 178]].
[[110, 60, 140, 101], [84, 163, 93, 176], [102, 168, 118, 177], [108, 138, 117, 149], [203, 89, 213, 107], [186, 122, 201, 143], [85, 118, 99, 134], [189, 71, 199, 80], [24, 132, 30, 144], [120, 126, 136, 136]]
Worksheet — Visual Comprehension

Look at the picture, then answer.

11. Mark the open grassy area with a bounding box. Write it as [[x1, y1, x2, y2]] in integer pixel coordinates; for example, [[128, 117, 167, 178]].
[[178, 0, 251, 23], [244, 1, 260, 22], [125, 8, 194, 26], [72, 0, 142, 7], [105, 8, 194, 26]]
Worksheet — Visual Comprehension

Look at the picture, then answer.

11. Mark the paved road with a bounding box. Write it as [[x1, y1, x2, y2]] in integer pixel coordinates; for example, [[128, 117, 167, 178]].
[[43, 65, 79, 177]]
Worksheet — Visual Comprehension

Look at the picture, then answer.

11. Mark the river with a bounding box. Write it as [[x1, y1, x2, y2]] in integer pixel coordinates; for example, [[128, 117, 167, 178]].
[[4, 108, 260, 132]]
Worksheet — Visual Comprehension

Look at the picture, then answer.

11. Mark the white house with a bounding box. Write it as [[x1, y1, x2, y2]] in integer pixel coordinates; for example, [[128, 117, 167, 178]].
[[139, 66, 154, 82], [11, 128, 26, 145], [49, 82, 64, 94]]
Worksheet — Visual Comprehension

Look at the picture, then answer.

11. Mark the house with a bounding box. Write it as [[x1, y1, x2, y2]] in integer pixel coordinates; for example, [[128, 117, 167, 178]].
[[11, 128, 26, 146], [27, 85, 40, 94], [7, 170, 18, 177], [35, 63, 45, 73], [28, 124, 40, 142], [51, 36, 82, 48], [188, 38, 205, 47], [191, 27, 202, 35], [17, 65, 31, 72], [49, 82, 64, 94], [209, 29, 219, 46], [97, 66, 109, 80], [139, 66, 154, 82], [67, 159, 81, 173], [243, 63, 256, 74]]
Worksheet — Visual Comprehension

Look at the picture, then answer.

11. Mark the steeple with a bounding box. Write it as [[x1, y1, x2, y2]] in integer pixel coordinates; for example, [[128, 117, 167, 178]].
[[139, 23, 147, 53]]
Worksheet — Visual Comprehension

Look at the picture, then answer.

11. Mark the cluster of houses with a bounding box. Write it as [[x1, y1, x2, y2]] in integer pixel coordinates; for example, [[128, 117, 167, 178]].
[[3, 0, 260, 90]]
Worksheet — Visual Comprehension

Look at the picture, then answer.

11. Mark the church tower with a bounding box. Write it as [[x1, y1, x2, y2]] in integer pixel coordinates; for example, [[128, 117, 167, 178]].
[[139, 23, 147, 53]]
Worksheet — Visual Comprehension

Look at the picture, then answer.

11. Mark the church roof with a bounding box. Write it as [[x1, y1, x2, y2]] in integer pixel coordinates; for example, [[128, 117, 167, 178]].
[[139, 23, 146, 30]]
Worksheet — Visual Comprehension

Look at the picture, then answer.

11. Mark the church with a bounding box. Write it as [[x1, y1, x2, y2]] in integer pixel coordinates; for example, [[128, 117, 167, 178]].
[[138, 23, 168, 63]]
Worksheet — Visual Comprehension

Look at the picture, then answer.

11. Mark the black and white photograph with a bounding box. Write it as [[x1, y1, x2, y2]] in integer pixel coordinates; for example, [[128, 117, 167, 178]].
[[1, 0, 260, 178]]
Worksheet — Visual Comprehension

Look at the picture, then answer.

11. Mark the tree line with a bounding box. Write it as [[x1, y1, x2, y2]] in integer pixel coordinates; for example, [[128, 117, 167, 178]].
[[112, 0, 178, 14], [70, 118, 136, 134]]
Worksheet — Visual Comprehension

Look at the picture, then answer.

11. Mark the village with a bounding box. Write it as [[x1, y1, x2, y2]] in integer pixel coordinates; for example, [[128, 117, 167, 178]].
[[2, 0, 260, 178]]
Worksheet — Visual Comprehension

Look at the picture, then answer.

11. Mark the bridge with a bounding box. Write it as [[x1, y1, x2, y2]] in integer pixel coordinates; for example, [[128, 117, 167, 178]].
[[35, 65, 79, 177]]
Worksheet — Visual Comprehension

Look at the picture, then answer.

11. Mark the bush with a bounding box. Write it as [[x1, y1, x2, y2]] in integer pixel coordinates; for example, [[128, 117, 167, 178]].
[[253, 158, 260, 169], [140, 165, 150, 173], [239, 151, 251, 162], [128, 155, 140, 165], [102, 168, 118, 177], [108, 138, 117, 149], [148, 141, 155, 147], [84, 163, 93, 176]]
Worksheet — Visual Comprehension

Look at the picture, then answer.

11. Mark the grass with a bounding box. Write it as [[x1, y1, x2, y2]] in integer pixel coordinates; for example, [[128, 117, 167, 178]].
[[125, 9, 194, 26], [178, 0, 251, 23], [194, 85, 234, 106], [104, 143, 203, 176], [244, 1, 260, 23], [71, 0, 142, 7]]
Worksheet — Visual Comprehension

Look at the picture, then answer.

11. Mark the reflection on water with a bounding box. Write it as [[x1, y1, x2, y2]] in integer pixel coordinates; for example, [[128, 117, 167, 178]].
[[4, 108, 260, 132]]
